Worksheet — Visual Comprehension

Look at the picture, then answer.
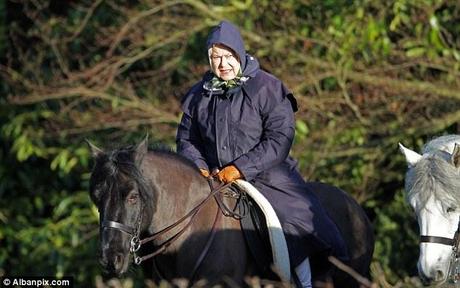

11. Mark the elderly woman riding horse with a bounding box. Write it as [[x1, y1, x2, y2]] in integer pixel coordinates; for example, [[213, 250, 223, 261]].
[[88, 137, 374, 287], [176, 20, 349, 287]]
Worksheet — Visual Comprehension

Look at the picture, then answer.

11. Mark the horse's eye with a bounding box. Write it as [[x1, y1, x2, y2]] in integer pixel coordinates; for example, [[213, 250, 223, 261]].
[[127, 192, 139, 204]]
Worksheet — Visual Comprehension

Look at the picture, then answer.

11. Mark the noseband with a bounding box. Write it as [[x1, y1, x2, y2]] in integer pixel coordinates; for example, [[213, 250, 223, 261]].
[[102, 203, 144, 262], [420, 217, 460, 282]]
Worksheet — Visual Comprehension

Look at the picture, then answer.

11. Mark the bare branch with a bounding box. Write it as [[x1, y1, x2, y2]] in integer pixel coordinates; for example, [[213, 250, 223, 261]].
[[106, 0, 187, 57], [328, 256, 377, 288]]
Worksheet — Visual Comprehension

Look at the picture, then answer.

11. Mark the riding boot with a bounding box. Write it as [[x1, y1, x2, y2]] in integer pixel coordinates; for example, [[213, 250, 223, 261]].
[[295, 257, 312, 288]]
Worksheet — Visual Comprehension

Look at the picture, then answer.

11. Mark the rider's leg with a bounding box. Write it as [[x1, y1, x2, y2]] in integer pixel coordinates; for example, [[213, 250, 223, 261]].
[[295, 257, 312, 288]]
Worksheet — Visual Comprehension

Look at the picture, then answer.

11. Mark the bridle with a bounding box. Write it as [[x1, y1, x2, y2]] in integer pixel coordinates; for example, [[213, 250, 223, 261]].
[[420, 217, 460, 283], [101, 180, 236, 267], [102, 203, 144, 262]]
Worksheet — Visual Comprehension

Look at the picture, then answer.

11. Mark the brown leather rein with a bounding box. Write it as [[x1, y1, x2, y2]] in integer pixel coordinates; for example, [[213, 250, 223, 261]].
[[101, 180, 236, 267]]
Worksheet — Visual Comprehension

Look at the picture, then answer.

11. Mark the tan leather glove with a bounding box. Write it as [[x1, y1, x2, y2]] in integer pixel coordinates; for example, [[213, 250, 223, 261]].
[[216, 165, 242, 183], [199, 168, 210, 178]]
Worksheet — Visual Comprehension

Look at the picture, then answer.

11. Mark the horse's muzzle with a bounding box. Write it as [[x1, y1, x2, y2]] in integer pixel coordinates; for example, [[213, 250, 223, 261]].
[[100, 249, 128, 276], [419, 269, 446, 286]]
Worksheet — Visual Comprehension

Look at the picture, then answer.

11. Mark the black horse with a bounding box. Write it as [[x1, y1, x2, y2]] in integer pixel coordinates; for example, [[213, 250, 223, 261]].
[[88, 138, 374, 287]]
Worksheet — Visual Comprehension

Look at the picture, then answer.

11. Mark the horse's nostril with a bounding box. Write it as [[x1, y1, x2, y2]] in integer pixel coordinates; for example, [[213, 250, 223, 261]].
[[114, 253, 124, 270], [435, 270, 444, 281]]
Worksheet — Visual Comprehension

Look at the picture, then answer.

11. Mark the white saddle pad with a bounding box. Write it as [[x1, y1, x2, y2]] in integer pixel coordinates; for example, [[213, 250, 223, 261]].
[[234, 179, 291, 282]]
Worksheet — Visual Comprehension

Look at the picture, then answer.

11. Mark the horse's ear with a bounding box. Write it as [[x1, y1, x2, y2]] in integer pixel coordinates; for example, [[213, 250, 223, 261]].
[[86, 139, 104, 158], [399, 143, 422, 167], [451, 143, 460, 168], [135, 135, 149, 165]]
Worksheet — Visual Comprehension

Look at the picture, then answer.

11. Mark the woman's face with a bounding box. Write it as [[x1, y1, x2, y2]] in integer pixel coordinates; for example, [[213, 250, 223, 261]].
[[209, 44, 241, 81]]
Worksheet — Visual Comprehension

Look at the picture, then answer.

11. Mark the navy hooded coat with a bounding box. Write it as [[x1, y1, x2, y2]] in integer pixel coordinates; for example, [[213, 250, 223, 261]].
[[176, 21, 348, 267]]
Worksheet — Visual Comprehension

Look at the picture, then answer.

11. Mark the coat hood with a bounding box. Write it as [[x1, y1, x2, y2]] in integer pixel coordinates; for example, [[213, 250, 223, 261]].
[[206, 20, 247, 71], [206, 20, 259, 80]]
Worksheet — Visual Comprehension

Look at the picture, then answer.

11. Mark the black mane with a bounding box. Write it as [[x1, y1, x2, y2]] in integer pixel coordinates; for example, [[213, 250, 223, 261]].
[[91, 145, 152, 208], [90, 144, 198, 207]]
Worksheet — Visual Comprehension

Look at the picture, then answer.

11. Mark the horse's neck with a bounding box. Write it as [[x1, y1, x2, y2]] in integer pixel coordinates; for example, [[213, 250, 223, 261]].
[[142, 152, 210, 234]]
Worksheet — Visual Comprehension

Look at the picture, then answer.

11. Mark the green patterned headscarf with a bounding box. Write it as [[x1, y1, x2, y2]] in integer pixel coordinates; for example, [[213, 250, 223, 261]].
[[209, 70, 243, 90]]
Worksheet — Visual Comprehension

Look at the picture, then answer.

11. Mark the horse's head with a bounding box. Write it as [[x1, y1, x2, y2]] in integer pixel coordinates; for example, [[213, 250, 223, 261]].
[[88, 138, 152, 276], [400, 142, 460, 286]]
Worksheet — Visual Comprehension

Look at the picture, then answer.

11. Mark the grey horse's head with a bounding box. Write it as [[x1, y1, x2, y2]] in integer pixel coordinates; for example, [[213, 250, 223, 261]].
[[400, 136, 460, 286]]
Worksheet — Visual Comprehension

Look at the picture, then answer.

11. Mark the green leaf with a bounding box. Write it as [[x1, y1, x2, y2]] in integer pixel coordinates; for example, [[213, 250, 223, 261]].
[[429, 28, 444, 50], [406, 47, 425, 57], [295, 120, 309, 136]]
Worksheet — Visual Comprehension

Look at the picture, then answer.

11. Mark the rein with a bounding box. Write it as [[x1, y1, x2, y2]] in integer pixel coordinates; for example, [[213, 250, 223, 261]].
[[102, 180, 234, 265], [420, 217, 460, 282]]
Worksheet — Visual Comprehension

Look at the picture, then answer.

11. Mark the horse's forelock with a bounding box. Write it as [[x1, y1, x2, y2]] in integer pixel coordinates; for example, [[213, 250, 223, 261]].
[[93, 146, 153, 203], [406, 151, 460, 212]]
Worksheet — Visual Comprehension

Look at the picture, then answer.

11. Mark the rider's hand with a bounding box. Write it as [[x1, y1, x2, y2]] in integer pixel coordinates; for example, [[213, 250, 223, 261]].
[[216, 165, 242, 183], [199, 168, 210, 178]]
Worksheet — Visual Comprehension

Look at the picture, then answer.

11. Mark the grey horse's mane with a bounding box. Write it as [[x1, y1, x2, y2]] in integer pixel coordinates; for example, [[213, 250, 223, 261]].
[[406, 135, 460, 211], [422, 135, 460, 154]]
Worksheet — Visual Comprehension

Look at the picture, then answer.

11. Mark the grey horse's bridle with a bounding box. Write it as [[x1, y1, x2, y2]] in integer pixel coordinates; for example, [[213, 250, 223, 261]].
[[420, 217, 460, 282]]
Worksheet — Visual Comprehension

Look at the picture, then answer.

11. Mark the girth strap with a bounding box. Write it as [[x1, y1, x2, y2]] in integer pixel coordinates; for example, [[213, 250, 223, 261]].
[[420, 235, 454, 246]]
